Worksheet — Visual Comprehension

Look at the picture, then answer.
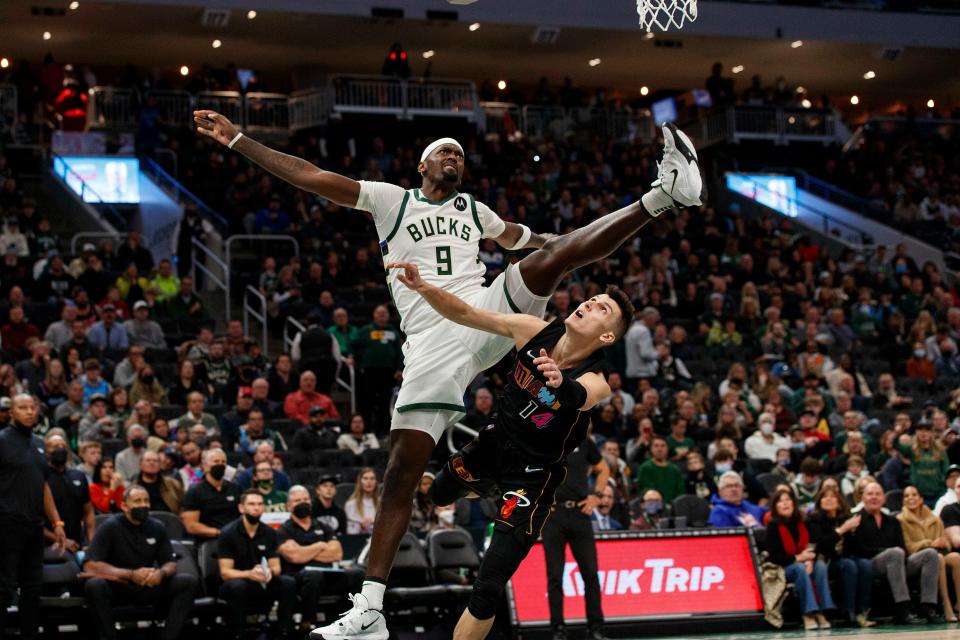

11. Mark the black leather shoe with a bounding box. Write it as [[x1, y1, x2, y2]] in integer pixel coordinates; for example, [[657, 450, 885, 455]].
[[552, 625, 567, 640], [896, 612, 927, 626], [587, 629, 610, 640]]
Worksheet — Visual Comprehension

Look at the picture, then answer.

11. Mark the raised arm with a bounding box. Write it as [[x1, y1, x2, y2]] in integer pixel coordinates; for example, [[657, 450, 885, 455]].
[[493, 221, 552, 251], [387, 261, 545, 348], [194, 110, 360, 207]]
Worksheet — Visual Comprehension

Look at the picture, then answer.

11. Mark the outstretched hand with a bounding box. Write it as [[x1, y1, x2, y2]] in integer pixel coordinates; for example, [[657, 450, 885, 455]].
[[194, 110, 240, 146], [533, 348, 563, 388], [386, 261, 426, 291]]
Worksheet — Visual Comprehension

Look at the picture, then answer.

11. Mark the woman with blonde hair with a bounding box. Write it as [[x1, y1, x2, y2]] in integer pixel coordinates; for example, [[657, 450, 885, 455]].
[[912, 422, 949, 507], [897, 485, 960, 622], [345, 467, 381, 535]]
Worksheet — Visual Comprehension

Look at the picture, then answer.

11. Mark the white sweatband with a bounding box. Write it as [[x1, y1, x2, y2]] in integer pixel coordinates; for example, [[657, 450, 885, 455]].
[[509, 224, 533, 251], [227, 131, 244, 149], [420, 137, 463, 162]]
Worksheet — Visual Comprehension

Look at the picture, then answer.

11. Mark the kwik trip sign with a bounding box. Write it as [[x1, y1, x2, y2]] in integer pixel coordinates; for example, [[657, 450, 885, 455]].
[[509, 532, 763, 625]]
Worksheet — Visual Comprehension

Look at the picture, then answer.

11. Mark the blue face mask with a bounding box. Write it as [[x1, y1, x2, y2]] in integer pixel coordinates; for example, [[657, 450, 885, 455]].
[[896, 264, 907, 275], [643, 501, 662, 515], [791, 442, 806, 450], [715, 463, 732, 474]]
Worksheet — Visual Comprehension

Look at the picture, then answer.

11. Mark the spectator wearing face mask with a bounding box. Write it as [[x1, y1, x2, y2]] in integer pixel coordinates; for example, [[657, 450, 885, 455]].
[[114, 424, 148, 481], [745, 412, 791, 462], [906, 341, 936, 382], [180, 448, 241, 540]]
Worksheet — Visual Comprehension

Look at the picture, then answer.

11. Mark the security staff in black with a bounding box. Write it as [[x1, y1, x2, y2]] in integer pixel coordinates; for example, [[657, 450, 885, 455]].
[[277, 486, 362, 632], [218, 490, 297, 638], [387, 260, 632, 640], [82, 485, 199, 640], [181, 447, 242, 539], [542, 437, 610, 640], [43, 432, 96, 550], [0, 395, 67, 639]]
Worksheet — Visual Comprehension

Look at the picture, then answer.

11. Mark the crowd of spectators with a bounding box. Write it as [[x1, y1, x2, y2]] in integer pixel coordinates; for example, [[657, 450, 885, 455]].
[[7, 50, 960, 630]]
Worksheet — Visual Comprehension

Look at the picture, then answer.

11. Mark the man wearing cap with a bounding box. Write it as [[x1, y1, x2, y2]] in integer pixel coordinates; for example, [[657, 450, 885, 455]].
[[86, 303, 130, 353], [124, 300, 166, 350], [933, 464, 960, 516], [289, 407, 339, 466], [311, 474, 347, 535], [197, 109, 704, 639], [79, 393, 119, 442]]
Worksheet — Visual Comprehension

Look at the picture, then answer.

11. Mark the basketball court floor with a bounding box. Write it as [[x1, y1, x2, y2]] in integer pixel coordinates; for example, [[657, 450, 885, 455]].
[[643, 627, 960, 639]]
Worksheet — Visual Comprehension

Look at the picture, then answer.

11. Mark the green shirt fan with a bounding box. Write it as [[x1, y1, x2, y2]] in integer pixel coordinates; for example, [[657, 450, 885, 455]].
[[638, 0, 698, 31]]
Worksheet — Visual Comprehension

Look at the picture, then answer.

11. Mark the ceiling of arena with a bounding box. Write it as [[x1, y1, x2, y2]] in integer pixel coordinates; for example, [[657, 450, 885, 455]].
[[2, 0, 958, 106]]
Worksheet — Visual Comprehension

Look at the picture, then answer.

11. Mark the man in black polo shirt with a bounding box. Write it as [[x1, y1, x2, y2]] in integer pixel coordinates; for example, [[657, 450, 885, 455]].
[[81, 485, 199, 640], [0, 394, 67, 638], [181, 447, 241, 539], [278, 485, 360, 632], [218, 490, 297, 638], [541, 437, 610, 640], [43, 431, 96, 551], [312, 474, 348, 536]]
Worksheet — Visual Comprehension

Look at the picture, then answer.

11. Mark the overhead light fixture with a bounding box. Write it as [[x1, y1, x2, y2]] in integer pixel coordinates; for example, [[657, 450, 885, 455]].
[[468, 22, 480, 31], [795, 86, 806, 94], [423, 50, 435, 59], [42, 31, 52, 41], [212, 39, 222, 49], [497, 80, 507, 90], [69, 1, 79, 9], [247, 10, 257, 19], [533, 155, 541, 162], [863, 70, 876, 80], [180, 65, 190, 76], [850, 95, 859, 105], [791, 40, 803, 48], [0, 58, 8, 69], [644, 32, 655, 40], [588, 58, 601, 67], [927, 99, 936, 108], [801, 98, 812, 108], [640, 86, 650, 96], [731, 65, 744, 74]]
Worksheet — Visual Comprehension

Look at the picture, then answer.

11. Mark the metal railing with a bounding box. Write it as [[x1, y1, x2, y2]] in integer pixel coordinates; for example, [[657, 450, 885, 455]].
[[87, 87, 137, 130], [70, 232, 127, 256], [52, 153, 126, 230], [288, 88, 331, 131], [243, 285, 269, 357], [191, 235, 228, 311], [0, 84, 17, 116], [521, 105, 571, 140], [479, 102, 521, 137], [243, 92, 290, 133], [140, 155, 229, 235], [145, 89, 194, 128], [405, 78, 477, 119], [223, 234, 300, 321], [283, 316, 357, 414], [681, 106, 840, 149]]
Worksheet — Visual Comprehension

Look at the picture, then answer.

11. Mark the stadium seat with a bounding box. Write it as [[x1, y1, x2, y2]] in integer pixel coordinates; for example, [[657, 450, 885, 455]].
[[267, 418, 301, 439], [755, 472, 783, 498], [314, 449, 356, 469], [39, 549, 86, 632], [334, 482, 355, 509], [383, 532, 447, 605], [101, 438, 125, 459], [361, 448, 390, 469], [426, 528, 480, 600], [885, 488, 904, 513], [94, 512, 113, 530], [671, 495, 711, 528], [150, 510, 189, 541], [155, 404, 186, 421]]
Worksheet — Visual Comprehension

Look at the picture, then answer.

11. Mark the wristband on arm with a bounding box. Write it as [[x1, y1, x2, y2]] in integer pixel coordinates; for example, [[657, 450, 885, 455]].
[[227, 132, 244, 149], [555, 375, 588, 410], [508, 224, 532, 251]]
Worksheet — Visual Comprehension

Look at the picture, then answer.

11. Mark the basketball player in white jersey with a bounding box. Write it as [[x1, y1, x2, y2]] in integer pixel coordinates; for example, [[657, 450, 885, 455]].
[[195, 110, 703, 639]]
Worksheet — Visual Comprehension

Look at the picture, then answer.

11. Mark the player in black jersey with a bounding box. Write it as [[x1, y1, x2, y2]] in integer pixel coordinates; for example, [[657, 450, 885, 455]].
[[387, 260, 633, 640]]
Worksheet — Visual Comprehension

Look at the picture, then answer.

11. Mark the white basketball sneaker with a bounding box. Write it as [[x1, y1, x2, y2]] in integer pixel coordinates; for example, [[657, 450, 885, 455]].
[[652, 122, 705, 209], [310, 593, 389, 640]]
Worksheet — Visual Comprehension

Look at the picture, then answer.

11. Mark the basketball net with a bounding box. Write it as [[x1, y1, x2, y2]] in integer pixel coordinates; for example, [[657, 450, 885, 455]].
[[637, 0, 698, 32]]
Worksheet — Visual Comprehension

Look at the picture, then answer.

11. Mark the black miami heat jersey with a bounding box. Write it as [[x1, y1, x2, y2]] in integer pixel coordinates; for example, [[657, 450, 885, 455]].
[[497, 317, 607, 466]]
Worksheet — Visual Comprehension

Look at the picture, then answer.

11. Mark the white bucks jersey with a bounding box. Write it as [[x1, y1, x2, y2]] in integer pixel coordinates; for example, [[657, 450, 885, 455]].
[[355, 181, 505, 336]]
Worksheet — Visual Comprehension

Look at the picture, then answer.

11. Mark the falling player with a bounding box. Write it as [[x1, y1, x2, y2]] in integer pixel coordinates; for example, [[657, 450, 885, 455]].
[[388, 258, 630, 640], [195, 110, 703, 639]]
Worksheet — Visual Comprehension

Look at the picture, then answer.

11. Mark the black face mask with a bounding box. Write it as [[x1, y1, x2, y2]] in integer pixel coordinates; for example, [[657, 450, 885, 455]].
[[129, 506, 149, 523], [50, 448, 68, 467], [292, 503, 312, 519], [142, 375, 155, 385], [209, 464, 226, 480], [131, 437, 145, 449], [243, 513, 261, 525]]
